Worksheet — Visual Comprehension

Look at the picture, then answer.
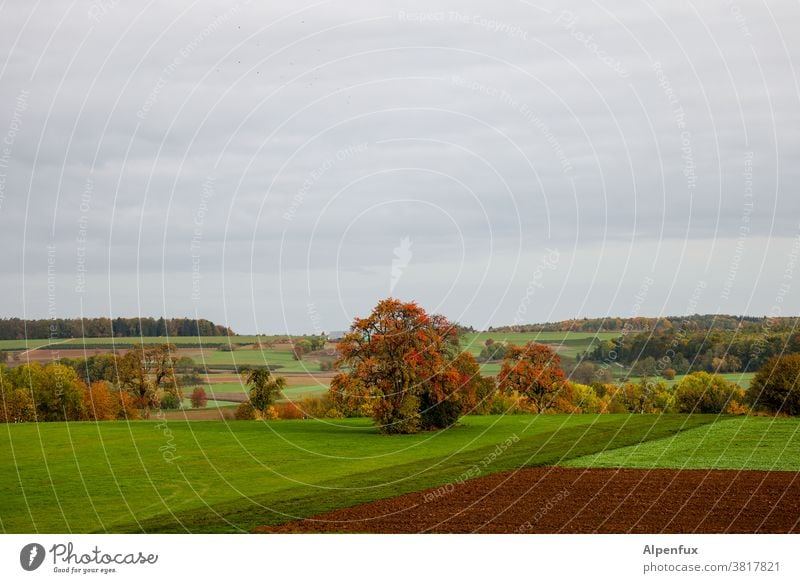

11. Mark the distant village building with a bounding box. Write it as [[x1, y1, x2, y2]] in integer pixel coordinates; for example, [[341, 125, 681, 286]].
[[327, 330, 347, 342]]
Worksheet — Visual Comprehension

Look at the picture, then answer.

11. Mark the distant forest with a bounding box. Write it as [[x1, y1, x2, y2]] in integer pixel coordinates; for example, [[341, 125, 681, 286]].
[[0, 317, 234, 340], [489, 314, 798, 334], [488, 314, 799, 374]]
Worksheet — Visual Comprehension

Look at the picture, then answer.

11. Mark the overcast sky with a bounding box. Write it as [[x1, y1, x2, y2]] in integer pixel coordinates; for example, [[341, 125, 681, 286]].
[[1, 0, 798, 334]]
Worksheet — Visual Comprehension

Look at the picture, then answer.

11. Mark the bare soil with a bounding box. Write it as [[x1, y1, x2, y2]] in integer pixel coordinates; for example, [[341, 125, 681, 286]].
[[254, 467, 800, 534]]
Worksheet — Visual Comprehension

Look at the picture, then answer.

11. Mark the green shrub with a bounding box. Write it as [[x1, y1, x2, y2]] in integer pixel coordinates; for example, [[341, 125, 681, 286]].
[[159, 392, 182, 410], [747, 354, 800, 415], [674, 372, 744, 414]]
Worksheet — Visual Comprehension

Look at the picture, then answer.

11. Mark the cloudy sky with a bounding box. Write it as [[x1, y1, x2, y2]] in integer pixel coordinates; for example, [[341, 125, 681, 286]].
[[1, 0, 798, 334]]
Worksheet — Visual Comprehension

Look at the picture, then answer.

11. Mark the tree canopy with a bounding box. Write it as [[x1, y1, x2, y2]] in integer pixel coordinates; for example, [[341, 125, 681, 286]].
[[330, 298, 489, 433]]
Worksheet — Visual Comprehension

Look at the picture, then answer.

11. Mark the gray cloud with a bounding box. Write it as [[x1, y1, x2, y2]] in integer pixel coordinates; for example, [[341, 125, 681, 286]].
[[1, 0, 799, 333]]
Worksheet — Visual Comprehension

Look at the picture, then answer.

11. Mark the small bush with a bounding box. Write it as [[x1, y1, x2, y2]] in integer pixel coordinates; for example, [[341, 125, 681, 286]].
[[570, 382, 602, 413], [82, 381, 117, 421], [1, 387, 36, 423], [488, 392, 528, 415], [190, 387, 208, 408], [296, 395, 339, 418], [234, 401, 257, 420], [551, 382, 582, 413], [726, 399, 749, 415], [598, 392, 629, 414], [159, 392, 182, 410], [274, 402, 305, 419], [115, 391, 140, 420]]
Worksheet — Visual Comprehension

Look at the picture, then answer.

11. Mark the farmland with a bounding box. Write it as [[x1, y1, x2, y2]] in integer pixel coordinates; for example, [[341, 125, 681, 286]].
[[2, 325, 797, 534], [2, 414, 798, 533], [1, 331, 617, 417], [0, 329, 761, 420]]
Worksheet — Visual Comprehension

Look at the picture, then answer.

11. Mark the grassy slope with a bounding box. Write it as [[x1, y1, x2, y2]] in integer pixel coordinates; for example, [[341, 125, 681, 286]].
[[461, 331, 613, 358], [1, 414, 714, 533], [185, 348, 324, 372], [562, 416, 800, 471]]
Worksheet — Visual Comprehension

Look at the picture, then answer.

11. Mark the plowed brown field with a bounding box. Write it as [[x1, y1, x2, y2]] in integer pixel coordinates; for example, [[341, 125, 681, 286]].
[[254, 467, 800, 534]]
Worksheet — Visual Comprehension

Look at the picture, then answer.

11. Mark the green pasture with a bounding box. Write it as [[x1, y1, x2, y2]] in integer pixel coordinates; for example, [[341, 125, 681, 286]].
[[185, 347, 324, 372], [180, 399, 239, 410], [563, 416, 800, 471], [460, 331, 614, 357]]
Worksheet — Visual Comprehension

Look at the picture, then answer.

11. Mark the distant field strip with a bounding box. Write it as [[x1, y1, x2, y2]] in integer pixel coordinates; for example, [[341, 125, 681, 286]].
[[0, 336, 286, 351]]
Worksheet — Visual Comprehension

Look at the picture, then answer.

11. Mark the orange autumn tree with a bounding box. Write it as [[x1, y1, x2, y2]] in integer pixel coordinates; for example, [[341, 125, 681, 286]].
[[331, 298, 478, 433], [498, 343, 566, 413]]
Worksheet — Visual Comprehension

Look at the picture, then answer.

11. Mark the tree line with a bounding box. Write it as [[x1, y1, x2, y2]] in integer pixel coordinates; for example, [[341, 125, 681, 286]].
[[587, 328, 800, 373], [489, 314, 796, 334], [0, 317, 234, 340]]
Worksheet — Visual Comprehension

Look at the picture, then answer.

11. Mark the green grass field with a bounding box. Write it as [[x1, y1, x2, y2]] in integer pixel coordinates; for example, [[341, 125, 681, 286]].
[[0, 339, 55, 350], [196, 381, 328, 402], [3, 414, 796, 533], [280, 384, 329, 400], [184, 348, 322, 371], [563, 416, 800, 470], [461, 331, 615, 358], [180, 399, 239, 410]]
